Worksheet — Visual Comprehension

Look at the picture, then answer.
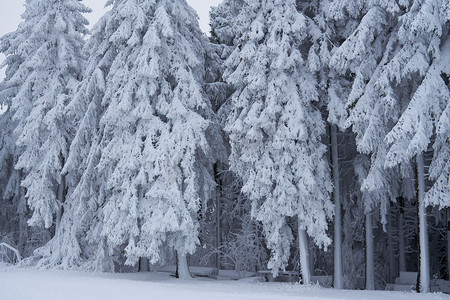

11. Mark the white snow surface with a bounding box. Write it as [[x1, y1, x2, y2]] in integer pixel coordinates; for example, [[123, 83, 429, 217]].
[[0, 266, 448, 300]]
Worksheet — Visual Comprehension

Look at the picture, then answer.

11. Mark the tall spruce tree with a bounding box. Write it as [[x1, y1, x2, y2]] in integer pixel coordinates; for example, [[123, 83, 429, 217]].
[[0, 109, 33, 256], [0, 0, 90, 265], [310, 1, 349, 288], [61, 0, 124, 271], [328, 0, 404, 225], [329, 0, 449, 292], [384, 0, 450, 209], [224, 0, 333, 281], [382, 0, 450, 292], [327, 0, 407, 289], [64, 0, 221, 277]]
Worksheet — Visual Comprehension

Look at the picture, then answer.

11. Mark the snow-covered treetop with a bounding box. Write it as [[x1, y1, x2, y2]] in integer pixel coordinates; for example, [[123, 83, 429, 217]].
[[210, 0, 243, 46]]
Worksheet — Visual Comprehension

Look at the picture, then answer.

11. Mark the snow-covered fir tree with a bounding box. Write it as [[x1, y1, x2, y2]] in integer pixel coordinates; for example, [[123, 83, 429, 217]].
[[0, 108, 36, 256], [384, 0, 450, 209], [59, 0, 128, 271], [381, 0, 450, 292], [328, 0, 405, 227], [64, 0, 222, 277], [224, 0, 333, 281], [308, 1, 349, 288], [0, 0, 90, 265], [208, 0, 265, 272], [0, 0, 449, 291], [329, 0, 449, 292], [326, 0, 410, 289]]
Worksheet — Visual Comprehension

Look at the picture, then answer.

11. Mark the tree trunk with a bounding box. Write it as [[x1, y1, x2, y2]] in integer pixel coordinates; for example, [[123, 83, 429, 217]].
[[17, 174, 27, 253], [138, 257, 150, 272], [388, 213, 396, 283], [176, 252, 191, 279], [330, 124, 343, 289], [308, 241, 314, 279], [135, 186, 149, 273], [55, 174, 66, 232], [447, 208, 450, 280], [417, 154, 429, 293], [365, 211, 374, 290], [298, 226, 311, 285], [214, 164, 221, 270], [398, 197, 406, 273]]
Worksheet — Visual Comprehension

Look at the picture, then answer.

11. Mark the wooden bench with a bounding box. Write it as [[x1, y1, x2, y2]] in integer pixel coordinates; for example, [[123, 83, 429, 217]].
[[257, 270, 299, 282], [393, 271, 417, 291], [158, 265, 219, 277]]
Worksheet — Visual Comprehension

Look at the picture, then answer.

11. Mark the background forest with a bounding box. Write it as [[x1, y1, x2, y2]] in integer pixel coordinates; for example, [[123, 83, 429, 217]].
[[0, 0, 448, 294]]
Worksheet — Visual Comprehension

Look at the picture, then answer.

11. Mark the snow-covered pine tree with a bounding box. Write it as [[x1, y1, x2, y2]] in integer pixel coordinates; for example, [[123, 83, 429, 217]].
[[60, 0, 126, 271], [326, 1, 417, 289], [382, 0, 450, 292], [309, 1, 351, 288], [0, 0, 90, 264], [328, 0, 405, 228], [0, 108, 33, 256], [384, 0, 450, 210], [65, 0, 222, 277], [330, 0, 449, 292], [206, 0, 246, 269], [224, 0, 333, 281], [0, 62, 23, 249]]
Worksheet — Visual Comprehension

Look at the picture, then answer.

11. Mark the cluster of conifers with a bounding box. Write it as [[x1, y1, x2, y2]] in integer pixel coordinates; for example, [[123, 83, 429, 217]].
[[0, 0, 448, 293]]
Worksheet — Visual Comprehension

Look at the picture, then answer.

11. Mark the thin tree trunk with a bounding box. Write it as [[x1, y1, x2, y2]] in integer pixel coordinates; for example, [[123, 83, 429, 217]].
[[298, 225, 311, 285], [388, 213, 396, 283], [308, 241, 314, 280], [447, 208, 450, 280], [17, 173, 27, 252], [365, 211, 374, 290], [216, 196, 221, 269], [417, 154, 429, 293], [138, 257, 150, 272], [176, 252, 191, 279], [214, 164, 221, 270], [137, 185, 149, 273], [398, 197, 406, 273], [56, 156, 67, 232], [330, 124, 343, 289], [55, 174, 66, 232]]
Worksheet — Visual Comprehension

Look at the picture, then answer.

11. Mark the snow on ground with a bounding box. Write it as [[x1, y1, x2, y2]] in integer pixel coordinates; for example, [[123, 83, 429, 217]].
[[0, 266, 448, 300]]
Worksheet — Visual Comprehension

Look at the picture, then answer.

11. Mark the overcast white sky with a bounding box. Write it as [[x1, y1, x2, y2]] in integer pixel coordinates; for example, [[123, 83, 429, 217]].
[[0, 0, 221, 80]]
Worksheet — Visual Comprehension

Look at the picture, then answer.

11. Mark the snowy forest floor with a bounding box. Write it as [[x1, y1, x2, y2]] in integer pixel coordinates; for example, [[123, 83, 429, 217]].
[[0, 264, 448, 300]]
